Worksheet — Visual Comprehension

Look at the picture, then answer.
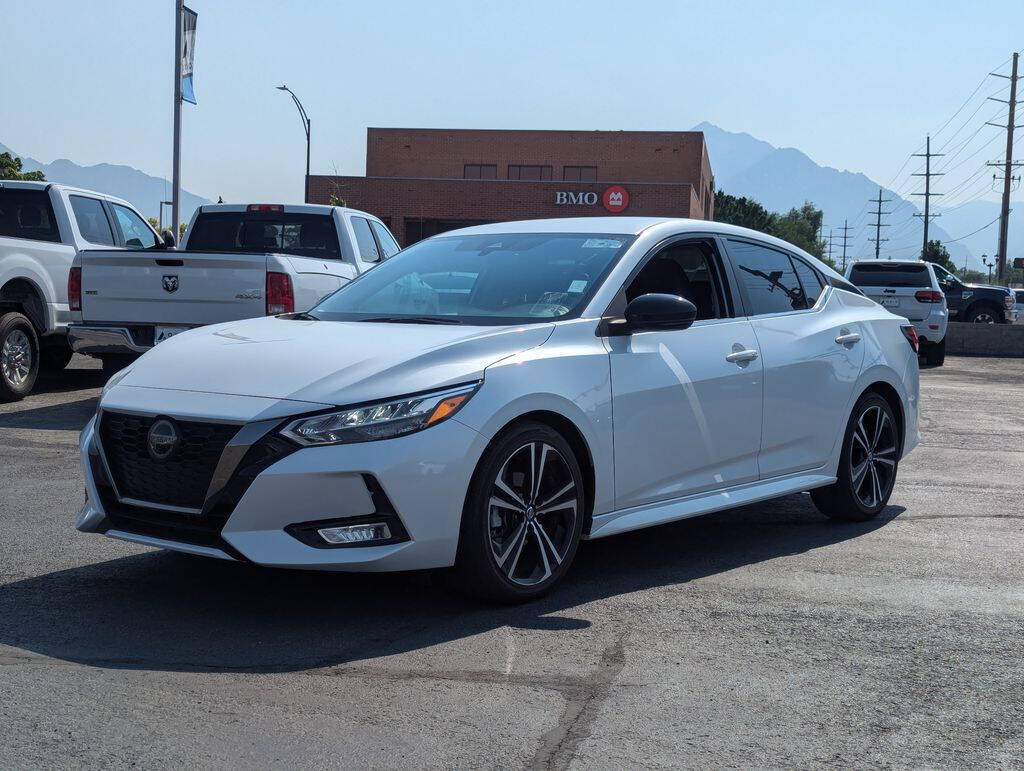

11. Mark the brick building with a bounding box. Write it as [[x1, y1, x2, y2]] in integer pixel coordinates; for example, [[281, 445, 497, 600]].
[[308, 128, 714, 246]]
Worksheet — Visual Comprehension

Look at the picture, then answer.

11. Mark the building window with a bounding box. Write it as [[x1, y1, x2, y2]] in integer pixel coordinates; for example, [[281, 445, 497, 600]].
[[507, 165, 552, 181], [563, 166, 597, 182], [464, 164, 497, 179]]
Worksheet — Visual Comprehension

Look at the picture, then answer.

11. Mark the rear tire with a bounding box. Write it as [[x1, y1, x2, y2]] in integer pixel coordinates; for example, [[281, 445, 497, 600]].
[[923, 337, 946, 366], [453, 421, 585, 602], [811, 393, 899, 522], [0, 312, 40, 402], [40, 336, 74, 371]]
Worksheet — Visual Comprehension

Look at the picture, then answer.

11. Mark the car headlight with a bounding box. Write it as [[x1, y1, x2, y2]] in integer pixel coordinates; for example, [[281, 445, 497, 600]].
[[281, 383, 479, 446]]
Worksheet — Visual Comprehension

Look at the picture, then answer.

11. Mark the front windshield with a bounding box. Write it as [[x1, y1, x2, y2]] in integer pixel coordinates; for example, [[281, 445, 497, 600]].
[[309, 232, 634, 325]]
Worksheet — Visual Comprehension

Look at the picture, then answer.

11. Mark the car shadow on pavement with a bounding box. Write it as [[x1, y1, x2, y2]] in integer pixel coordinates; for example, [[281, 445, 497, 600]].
[[0, 495, 904, 674], [0, 397, 98, 431], [33, 366, 106, 396]]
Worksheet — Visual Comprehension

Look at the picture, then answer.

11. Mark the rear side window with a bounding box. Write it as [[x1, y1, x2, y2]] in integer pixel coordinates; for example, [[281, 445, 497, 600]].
[[0, 189, 60, 242], [791, 257, 825, 307], [370, 220, 400, 258], [351, 217, 382, 262], [111, 203, 157, 249], [70, 195, 115, 246], [728, 240, 807, 315], [186, 211, 340, 258], [849, 263, 931, 288]]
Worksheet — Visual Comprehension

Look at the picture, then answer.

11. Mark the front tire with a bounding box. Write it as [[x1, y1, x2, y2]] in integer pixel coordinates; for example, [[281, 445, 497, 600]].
[[454, 421, 585, 602], [0, 312, 40, 402], [811, 393, 899, 522], [923, 337, 946, 366], [966, 305, 999, 324]]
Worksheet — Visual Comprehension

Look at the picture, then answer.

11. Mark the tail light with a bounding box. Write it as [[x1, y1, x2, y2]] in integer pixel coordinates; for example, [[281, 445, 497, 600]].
[[248, 204, 284, 213], [914, 289, 944, 303], [68, 267, 82, 311], [901, 324, 919, 353], [266, 272, 294, 315]]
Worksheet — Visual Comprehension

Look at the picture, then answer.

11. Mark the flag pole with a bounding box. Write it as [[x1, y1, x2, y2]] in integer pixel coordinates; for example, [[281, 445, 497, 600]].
[[171, 0, 183, 242]]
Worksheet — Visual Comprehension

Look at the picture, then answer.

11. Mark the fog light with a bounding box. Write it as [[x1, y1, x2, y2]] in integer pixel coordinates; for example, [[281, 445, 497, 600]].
[[317, 522, 392, 545]]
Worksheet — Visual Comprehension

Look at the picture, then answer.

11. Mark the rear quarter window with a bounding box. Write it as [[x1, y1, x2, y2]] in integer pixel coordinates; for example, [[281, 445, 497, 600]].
[[0, 188, 61, 242], [849, 263, 931, 288]]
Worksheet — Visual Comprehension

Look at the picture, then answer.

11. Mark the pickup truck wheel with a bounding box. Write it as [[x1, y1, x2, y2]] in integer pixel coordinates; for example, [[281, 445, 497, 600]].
[[40, 337, 74, 371], [0, 312, 40, 402], [923, 337, 946, 366], [966, 306, 998, 324], [100, 354, 137, 378]]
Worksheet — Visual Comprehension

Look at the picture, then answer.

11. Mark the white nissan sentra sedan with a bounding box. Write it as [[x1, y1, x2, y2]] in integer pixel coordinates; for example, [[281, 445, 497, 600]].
[[78, 218, 920, 600]]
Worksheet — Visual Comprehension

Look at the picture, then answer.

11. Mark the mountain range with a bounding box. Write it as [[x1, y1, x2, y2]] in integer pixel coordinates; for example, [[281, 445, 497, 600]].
[[0, 142, 210, 225], [697, 122, 1022, 273]]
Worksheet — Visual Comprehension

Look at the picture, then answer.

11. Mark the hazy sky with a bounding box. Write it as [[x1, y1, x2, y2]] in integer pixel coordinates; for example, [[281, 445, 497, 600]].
[[3, 0, 1023, 205]]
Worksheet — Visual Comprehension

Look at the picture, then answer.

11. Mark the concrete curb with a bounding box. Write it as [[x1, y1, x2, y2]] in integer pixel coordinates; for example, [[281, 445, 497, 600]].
[[945, 322, 1024, 357]]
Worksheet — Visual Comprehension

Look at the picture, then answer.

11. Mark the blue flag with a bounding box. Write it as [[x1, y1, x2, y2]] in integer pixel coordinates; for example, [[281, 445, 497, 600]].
[[181, 6, 197, 104]]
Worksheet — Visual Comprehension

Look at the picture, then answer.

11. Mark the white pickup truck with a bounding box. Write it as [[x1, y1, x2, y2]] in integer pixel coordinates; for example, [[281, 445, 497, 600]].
[[69, 203, 400, 373], [0, 180, 167, 400]]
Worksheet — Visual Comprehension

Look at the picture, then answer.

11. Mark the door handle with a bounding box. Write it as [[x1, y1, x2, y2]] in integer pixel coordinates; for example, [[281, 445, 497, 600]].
[[725, 348, 759, 364], [835, 332, 861, 345]]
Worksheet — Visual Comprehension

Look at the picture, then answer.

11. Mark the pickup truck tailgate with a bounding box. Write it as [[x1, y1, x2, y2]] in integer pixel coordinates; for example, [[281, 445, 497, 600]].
[[80, 250, 267, 324]]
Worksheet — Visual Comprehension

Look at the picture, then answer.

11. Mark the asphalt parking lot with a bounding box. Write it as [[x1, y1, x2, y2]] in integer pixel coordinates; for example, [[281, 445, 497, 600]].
[[1, 355, 1022, 769]]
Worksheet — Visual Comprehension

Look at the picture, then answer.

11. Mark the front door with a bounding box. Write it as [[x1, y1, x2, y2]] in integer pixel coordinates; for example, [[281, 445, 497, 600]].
[[607, 239, 763, 510]]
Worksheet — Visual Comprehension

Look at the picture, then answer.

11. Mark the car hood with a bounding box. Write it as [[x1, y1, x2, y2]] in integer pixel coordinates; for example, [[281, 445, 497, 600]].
[[964, 283, 1010, 293], [119, 316, 555, 405]]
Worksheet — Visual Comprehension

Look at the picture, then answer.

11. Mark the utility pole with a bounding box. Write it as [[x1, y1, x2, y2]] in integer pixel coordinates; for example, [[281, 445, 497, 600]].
[[827, 228, 834, 266], [912, 135, 944, 258], [837, 219, 852, 272], [868, 188, 892, 259], [171, 0, 183, 240], [987, 52, 1022, 284]]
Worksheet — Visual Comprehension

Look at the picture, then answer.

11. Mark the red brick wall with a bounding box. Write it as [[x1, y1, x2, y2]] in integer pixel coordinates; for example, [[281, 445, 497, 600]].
[[309, 176, 698, 246]]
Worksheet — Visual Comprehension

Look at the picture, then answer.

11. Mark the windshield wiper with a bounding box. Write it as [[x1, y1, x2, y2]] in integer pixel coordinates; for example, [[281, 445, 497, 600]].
[[359, 315, 463, 325]]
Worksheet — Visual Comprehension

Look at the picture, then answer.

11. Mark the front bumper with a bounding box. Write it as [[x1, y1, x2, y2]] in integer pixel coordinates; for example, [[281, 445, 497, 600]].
[[69, 324, 153, 355], [77, 407, 485, 571]]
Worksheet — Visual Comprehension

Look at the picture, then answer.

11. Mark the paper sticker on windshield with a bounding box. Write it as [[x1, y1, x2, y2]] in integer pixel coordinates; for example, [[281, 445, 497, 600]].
[[582, 239, 622, 249], [568, 280, 588, 293]]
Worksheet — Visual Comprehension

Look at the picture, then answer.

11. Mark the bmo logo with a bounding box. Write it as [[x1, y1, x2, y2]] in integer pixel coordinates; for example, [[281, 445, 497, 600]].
[[602, 185, 629, 213], [555, 191, 599, 205], [554, 186, 630, 213]]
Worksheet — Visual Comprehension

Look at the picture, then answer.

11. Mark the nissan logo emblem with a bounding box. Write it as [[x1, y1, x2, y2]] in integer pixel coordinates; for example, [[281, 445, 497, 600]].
[[147, 418, 180, 461]]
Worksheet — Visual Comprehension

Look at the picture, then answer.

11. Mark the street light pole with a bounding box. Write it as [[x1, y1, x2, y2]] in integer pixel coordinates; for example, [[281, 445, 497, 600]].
[[276, 85, 311, 203]]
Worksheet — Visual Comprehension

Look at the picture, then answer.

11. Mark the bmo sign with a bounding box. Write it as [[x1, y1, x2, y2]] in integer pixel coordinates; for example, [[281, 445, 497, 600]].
[[555, 185, 630, 213]]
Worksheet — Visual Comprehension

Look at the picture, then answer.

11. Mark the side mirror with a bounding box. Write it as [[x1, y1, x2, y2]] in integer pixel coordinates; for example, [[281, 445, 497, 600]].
[[624, 293, 697, 332], [160, 229, 176, 248]]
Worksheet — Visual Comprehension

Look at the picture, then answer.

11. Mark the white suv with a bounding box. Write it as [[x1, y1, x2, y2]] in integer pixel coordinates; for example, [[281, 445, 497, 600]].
[[847, 260, 949, 366]]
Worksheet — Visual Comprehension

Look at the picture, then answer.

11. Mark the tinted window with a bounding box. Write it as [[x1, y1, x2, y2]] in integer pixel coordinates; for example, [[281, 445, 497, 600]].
[[464, 164, 497, 179], [311, 232, 634, 325], [111, 203, 157, 249], [563, 166, 598, 182], [791, 257, 825, 307], [0, 189, 60, 242], [849, 263, 931, 288], [370, 220, 400, 258], [508, 165, 552, 180], [625, 241, 724, 320], [729, 240, 806, 315], [186, 211, 339, 258], [70, 195, 115, 246], [351, 217, 382, 262]]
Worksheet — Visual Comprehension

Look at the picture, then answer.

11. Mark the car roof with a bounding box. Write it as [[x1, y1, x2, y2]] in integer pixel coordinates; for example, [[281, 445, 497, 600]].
[[196, 203, 381, 219], [442, 217, 845, 280], [0, 180, 135, 208], [850, 259, 930, 267]]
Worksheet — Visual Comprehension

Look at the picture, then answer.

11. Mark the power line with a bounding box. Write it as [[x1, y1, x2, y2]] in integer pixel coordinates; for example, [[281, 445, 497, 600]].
[[837, 219, 852, 272], [911, 135, 944, 256], [988, 51, 1022, 283]]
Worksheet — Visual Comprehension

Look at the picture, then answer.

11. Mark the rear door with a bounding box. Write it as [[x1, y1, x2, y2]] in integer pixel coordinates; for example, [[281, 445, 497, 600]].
[[848, 262, 933, 320], [79, 250, 267, 325], [726, 239, 864, 478]]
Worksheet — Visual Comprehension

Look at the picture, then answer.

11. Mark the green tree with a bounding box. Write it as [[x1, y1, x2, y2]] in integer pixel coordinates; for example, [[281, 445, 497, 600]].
[[921, 240, 956, 273], [0, 152, 46, 181], [714, 191, 831, 267]]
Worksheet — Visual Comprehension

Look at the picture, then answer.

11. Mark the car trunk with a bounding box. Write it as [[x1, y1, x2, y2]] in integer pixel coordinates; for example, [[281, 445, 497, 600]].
[[848, 264, 933, 321]]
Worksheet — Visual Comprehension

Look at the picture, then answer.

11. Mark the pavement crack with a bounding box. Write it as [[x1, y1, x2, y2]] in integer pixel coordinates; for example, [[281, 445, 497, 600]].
[[529, 635, 627, 770]]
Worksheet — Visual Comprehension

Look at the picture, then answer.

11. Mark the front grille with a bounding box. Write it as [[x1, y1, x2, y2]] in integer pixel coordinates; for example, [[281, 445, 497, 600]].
[[98, 411, 240, 509]]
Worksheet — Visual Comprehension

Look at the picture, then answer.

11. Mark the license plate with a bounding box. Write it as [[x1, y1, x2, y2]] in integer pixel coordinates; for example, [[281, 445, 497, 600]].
[[154, 326, 188, 344], [879, 297, 899, 308]]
